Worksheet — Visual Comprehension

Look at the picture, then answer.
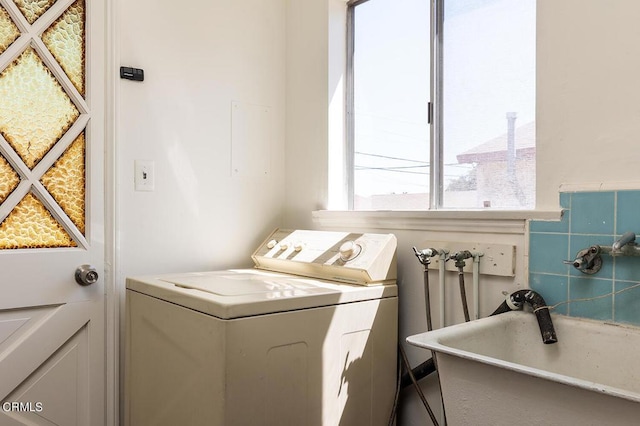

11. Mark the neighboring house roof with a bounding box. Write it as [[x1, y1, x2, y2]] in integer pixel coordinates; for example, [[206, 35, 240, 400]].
[[456, 121, 535, 164]]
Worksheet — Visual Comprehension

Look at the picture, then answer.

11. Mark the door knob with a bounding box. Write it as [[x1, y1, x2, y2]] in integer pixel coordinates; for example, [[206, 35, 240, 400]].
[[75, 264, 99, 286]]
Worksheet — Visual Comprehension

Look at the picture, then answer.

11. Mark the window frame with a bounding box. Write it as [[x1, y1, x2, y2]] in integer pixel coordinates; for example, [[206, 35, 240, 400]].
[[346, 0, 441, 210], [430, 0, 444, 209], [345, 0, 534, 211]]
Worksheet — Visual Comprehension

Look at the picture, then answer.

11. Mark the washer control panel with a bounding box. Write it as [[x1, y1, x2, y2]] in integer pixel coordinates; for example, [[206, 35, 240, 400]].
[[252, 229, 397, 285]]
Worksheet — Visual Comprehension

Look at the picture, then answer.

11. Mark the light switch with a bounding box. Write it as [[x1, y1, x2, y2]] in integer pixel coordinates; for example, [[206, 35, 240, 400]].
[[134, 160, 155, 191]]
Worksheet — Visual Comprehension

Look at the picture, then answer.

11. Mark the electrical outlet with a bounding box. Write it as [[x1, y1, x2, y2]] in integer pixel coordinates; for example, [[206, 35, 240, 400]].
[[134, 160, 155, 191]]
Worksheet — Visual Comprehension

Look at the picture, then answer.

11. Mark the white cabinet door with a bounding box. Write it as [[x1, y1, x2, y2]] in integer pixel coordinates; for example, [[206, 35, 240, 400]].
[[0, 0, 105, 424]]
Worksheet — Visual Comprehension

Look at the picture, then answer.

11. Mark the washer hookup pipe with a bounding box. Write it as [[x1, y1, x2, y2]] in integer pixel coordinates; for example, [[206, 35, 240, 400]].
[[472, 252, 483, 320], [401, 248, 442, 389], [413, 247, 438, 331], [438, 249, 449, 328], [449, 251, 473, 322]]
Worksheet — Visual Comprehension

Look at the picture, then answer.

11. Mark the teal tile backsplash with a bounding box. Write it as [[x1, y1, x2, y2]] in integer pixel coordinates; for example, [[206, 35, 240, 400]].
[[569, 192, 615, 235], [529, 233, 569, 275], [529, 190, 640, 325]]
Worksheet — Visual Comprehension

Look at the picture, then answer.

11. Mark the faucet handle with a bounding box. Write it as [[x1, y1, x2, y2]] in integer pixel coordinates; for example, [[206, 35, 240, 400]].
[[564, 246, 603, 275]]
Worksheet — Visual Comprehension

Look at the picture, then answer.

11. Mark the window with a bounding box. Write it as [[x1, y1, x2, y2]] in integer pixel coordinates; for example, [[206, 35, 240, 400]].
[[347, 0, 536, 210]]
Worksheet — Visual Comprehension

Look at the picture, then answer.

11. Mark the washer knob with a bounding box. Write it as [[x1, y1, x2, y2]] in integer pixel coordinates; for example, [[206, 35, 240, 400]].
[[279, 242, 289, 251], [339, 241, 362, 262], [266, 239, 278, 249], [294, 242, 305, 252]]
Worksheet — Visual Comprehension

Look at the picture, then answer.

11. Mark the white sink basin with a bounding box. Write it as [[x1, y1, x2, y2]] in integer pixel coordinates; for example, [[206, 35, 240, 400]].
[[407, 311, 640, 425]]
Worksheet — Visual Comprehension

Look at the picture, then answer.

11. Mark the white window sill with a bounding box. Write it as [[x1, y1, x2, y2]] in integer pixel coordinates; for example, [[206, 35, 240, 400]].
[[312, 209, 563, 234]]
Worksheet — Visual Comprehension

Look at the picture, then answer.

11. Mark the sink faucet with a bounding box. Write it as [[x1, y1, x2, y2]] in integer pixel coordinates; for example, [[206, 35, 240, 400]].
[[568, 231, 640, 276], [613, 231, 636, 251], [490, 290, 557, 344]]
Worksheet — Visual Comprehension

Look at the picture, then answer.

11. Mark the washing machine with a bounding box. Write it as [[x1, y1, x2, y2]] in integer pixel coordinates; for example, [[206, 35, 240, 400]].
[[125, 229, 398, 426]]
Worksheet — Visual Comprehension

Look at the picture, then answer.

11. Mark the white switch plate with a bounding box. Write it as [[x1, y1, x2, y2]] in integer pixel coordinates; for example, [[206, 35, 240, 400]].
[[134, 160, 155, 191]]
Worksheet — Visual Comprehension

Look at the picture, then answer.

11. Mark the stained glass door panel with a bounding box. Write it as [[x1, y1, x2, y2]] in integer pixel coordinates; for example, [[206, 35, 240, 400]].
[[0, 0, 86, 249]]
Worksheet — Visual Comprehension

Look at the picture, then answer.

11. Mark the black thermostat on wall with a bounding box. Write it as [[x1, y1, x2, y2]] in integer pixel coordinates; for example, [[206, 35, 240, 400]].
[[120, 67, 144, 81]]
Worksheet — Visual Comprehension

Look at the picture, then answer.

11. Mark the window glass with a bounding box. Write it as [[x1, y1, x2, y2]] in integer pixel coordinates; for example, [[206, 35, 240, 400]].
[[352, 0, 430, 210], [442, 0, 536, 209]]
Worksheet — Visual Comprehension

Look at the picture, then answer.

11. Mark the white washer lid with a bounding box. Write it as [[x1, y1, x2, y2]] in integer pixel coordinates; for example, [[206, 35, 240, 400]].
[[126, 269, 397, 319]]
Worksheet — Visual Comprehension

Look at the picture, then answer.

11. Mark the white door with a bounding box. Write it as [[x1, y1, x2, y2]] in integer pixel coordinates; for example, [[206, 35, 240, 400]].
[[0, 0, 106, 425]]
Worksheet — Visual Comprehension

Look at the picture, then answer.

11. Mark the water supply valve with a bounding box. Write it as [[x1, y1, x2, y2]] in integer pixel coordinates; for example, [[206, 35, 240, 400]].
[[413, 247, 438, 267], [448, 250, 473, 268], [564, 246, 602, 275]]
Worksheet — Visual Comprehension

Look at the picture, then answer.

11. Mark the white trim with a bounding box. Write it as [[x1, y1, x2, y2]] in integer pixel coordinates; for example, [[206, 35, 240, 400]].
[[312, 209, 562, 234], [559, 182, 640, 193], [104, 0, 118, 423]]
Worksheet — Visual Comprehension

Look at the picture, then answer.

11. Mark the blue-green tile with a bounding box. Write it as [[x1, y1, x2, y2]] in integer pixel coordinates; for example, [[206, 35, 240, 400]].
[[614, 281, 640, 325], [614, 256, 640, 282], [529, 233, 569, 274], [616, 190, 640, 234], [527, 189, 640, 326], [569, 276, 613, 320], [529, 210, 569, 234], [529, 273, 568, 315], [568, 235, 614, 279], [570, 192, 615, 235], [559, 192, 571, 209]]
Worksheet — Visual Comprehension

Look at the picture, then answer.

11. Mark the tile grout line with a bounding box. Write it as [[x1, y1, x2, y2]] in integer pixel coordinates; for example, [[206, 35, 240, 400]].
[[612, 190, 618, 321], [566, 193, 572, 316]]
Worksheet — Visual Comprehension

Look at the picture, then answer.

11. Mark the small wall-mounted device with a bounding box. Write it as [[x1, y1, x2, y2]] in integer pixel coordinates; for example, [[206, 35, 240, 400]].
[[120, 66, 144, 81], [134, 160, 155, 191]]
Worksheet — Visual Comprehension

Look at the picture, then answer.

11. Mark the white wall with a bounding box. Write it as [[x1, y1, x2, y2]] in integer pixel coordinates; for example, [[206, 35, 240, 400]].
[[284, 0, 330, 228], [117, 0, 286, 277], [284, 1, 640, 424], [536, 0, 640, 208], [116, 3, 286, 421]]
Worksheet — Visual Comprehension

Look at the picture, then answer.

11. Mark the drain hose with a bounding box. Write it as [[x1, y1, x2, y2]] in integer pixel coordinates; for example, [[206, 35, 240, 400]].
[[490, 290, 558, 344]]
